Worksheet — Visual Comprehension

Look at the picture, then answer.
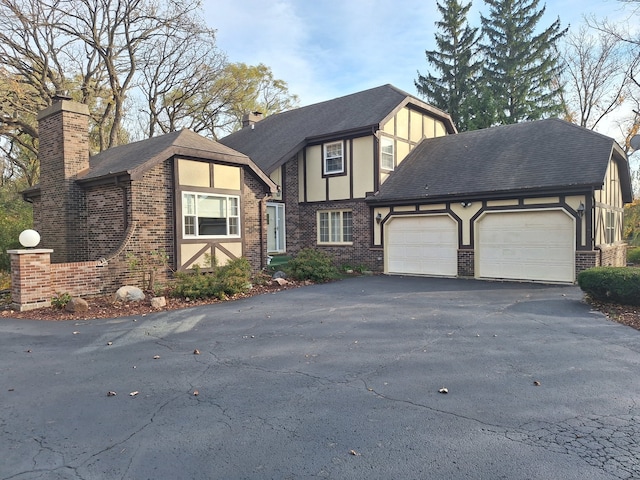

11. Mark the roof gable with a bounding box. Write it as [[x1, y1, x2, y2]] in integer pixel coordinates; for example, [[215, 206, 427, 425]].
[[77, 129, 275, 190], [368, 118, 632, 204], [219, 84, 456, 173]]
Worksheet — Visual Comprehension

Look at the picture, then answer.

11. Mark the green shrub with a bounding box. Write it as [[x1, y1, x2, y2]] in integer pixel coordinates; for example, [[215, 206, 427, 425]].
[[627, 247, 640, 265], [171, 257, 252, 300], [577, 267, 640, 306], [51, 292, 72, 309], [218, 257, 252, 296], [0, 271, 10, 290], [285, 248, 338, 283]]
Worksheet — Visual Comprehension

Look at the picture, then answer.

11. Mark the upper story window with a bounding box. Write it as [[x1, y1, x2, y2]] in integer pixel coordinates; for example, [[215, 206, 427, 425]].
[[183, 192, 240, 238], [605, 210, 616, 244], [381, 137, 395, 170], [324, 141, 344, 175]]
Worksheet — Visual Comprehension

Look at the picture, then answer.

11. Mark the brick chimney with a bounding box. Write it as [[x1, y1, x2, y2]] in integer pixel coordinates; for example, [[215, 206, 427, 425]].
[[242, 111, 263, 128], [37, 95, 90, 262]]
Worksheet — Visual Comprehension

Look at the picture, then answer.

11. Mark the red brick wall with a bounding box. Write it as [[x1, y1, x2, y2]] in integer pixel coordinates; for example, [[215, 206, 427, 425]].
[[296, 201, 383, 270], [243, 171, 269, 271], [9, 251, 53, 308], [51, 261, 104, 297]]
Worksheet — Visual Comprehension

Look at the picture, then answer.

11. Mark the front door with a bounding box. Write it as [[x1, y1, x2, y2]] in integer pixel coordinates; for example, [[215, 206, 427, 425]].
[[266, 202, 286, 253]]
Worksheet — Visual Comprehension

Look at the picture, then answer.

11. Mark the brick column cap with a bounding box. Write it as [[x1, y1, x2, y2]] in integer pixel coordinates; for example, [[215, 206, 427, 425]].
[[37, 100, 89, 121], [7, 249, 54, 255]]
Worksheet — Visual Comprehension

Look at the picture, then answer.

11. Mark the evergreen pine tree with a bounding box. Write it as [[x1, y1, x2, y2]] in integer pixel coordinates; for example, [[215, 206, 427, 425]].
[[415, 0, 480, 131], [480, 0, 567, 124]]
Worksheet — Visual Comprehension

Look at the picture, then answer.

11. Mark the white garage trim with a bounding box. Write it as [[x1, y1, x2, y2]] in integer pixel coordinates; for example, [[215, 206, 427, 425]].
[[385, 214, 458, 277], [476, 209, 575, 283]]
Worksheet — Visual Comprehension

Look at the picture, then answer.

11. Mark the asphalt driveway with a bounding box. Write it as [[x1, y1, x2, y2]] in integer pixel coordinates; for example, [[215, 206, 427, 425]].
[[1, 276, 639, 479]]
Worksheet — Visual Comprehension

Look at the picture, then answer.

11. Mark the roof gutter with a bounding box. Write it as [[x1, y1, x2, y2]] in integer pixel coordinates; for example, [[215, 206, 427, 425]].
[[365, 184, 600, 206]]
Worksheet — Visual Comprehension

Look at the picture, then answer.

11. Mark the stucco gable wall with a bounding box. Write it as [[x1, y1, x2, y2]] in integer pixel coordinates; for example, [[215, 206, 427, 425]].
[[595, 157, 625, 246]]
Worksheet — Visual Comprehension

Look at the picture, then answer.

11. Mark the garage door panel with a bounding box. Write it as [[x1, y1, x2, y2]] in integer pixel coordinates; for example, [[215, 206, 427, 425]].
[[477, 211, 574, 283], [386, 215, 458, 277]]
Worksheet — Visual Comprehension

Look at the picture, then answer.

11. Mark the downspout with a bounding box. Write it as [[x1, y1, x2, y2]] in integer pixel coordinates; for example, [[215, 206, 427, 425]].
[[260, 192, 272, 269]]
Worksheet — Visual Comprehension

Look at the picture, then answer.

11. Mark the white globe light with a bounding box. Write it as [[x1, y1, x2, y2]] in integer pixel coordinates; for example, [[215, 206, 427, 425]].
[[19, 229, 41, 248], [630, 135, 640, 151]]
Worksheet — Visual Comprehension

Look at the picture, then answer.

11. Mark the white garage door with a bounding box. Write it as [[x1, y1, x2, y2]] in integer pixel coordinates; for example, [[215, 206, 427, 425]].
[[477, 210, 575, 283], [385, 215, 458, 277]]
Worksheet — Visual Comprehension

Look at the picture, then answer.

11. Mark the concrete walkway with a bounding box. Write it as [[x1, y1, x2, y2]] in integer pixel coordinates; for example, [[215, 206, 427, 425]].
[[1, 276, 639, 479]]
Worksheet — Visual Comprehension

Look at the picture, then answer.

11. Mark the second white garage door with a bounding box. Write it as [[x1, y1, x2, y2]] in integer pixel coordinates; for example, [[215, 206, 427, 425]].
[[385, 215, 458, 277], [476, 210, 575, 283]]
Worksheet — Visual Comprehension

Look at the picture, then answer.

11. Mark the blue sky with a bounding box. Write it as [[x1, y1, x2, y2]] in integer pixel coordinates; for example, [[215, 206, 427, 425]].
[[202, 0, 631, 104], [201, 0, 637, 151]]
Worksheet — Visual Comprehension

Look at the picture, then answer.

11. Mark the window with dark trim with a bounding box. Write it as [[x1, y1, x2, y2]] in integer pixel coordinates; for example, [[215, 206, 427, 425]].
[[183, 192, 240, 238], [323, 141, 344, 175]]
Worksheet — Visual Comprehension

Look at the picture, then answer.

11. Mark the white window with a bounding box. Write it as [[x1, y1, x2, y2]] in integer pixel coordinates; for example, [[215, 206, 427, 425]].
[[381, 137, 395, 170], [318, 210, 353, 244], [183, 192, 240, 238], [324, 141, 344, 175], [605, 211, 616, 244]]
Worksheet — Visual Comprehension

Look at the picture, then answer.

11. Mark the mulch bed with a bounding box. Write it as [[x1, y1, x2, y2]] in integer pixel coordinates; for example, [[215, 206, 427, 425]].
[[1, 282, 639, 332], [0, 280, 308, 321]]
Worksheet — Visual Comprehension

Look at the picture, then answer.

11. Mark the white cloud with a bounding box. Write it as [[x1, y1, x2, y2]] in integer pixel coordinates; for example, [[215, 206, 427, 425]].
[[201, 0, 638, 124]]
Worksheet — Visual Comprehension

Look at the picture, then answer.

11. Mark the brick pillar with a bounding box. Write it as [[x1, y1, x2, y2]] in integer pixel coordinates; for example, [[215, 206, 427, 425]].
[[37, 97, 90, 263], [7, 249, 54, 311]]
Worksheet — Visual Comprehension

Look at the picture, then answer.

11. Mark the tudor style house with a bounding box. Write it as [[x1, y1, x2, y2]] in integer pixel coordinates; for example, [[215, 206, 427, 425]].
[[220, 84, 457, 270], [24, 96, 276, 291], [221, 85, 632, 284], [21, 85, 633, 292]]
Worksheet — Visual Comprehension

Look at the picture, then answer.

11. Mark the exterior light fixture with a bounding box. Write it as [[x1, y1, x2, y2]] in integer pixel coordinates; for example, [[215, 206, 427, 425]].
[[18, 229, 41, 248], [460, 201, 472, 208], [375, 212, 383, 224], [577, 202, 585, 218]]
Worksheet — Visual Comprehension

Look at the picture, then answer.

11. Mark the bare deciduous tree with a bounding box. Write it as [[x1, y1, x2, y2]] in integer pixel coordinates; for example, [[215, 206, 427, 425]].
[[559, 26, 631, 130]]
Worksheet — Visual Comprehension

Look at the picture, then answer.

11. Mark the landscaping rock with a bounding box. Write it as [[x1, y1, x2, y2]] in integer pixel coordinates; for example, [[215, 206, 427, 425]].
[[151, 296, 166, 309], [274, 277, 289, 286], [114, 286, 145, 303], [272, 271, 287, 279], [65, 297, 89, 313]]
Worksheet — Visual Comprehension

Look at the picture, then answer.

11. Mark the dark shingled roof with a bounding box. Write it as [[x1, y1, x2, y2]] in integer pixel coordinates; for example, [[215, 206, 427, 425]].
[[367, 118, 632, 204], [219, 84, 456, 173], [77, 129, 274, 189]]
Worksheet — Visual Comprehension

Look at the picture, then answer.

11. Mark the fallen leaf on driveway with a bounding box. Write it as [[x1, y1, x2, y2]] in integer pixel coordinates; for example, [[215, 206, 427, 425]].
[[533, 381, 541, 386], [193, 349, 200, 355], [107, 391, 117, 397], [349, 449, 360, 456], [439, 387, 449, 394], [153, 355, 160, 359], [107, 342, 113, 346], [72, 331, 80, 335], [129, 391, 139, 397], [193, 390, 199, 396]]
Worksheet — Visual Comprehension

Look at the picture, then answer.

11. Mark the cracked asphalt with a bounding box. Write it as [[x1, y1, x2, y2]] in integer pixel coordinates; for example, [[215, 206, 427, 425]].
[[1, 275, 640, 479]]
